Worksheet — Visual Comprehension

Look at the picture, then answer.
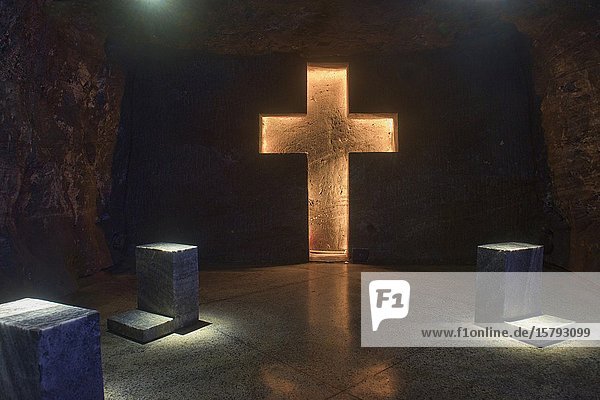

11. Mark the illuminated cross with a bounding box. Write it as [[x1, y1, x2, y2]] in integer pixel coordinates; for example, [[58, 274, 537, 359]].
[[260, 63, 398, 261]]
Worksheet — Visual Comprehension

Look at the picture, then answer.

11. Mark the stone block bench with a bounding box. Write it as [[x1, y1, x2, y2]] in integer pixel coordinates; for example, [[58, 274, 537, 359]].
[[108, 243, 199, 343], [475, 242, 572, 347], [0, 298, 103, 400]]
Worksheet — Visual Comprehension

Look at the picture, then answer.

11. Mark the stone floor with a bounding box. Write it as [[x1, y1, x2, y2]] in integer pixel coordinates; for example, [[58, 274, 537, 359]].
[[65, 263, 600, 399]]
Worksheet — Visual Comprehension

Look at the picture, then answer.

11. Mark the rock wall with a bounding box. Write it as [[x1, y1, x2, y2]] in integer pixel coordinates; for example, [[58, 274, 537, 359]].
[[0, 0, 598, 299], [0, 0, 124, 299], [504, 1, 600, 271]]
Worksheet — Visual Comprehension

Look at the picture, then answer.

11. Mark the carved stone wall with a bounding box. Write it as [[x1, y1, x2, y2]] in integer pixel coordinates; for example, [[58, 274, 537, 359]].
[[1, 0, 598, 298]]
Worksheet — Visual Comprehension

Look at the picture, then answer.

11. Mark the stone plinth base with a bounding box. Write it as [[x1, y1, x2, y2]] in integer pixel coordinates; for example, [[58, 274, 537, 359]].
[[107, 310, 174, 344], [108, 242, 199, 343]]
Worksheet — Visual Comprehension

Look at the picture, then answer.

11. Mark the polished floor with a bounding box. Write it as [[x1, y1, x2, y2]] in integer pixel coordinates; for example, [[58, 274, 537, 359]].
[[66, 263, 600, 399]]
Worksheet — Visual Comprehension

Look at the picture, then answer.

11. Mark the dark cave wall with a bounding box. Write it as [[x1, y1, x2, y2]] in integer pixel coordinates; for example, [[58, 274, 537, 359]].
[[110, 24, 548, 266], [348, 29, 548, 264], [107, 52, 309, 265], [0, 0, 123, 299]]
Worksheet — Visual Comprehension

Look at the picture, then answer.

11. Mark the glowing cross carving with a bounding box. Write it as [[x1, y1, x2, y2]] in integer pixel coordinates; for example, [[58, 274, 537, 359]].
[[260, 63, 398, 261]]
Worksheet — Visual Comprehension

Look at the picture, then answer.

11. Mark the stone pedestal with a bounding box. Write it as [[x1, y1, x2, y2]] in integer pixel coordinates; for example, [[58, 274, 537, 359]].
[[0, 298, 103, 400], [108, 243, 199, 343], [475, 242, 543, 323], [136, 243, 199, 328], [474, 242, 573, 347]]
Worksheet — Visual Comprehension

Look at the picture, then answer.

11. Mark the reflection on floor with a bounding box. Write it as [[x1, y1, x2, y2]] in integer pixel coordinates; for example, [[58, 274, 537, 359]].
[[66, 263, 599, 399]]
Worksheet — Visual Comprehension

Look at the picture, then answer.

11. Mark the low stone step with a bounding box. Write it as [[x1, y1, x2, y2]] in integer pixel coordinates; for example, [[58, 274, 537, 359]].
[[108, 309, 174, 344]]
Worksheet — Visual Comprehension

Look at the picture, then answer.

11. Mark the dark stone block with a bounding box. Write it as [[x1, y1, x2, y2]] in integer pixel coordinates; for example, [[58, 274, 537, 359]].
[[0, 298, 103, 400]]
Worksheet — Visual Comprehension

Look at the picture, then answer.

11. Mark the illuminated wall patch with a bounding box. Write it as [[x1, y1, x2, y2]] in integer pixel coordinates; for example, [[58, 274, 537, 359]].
[[260, 63, 398, 261]]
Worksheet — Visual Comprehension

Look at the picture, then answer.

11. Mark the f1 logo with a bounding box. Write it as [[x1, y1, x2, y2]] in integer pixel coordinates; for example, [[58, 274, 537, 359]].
[[369, 280, 411, 331]]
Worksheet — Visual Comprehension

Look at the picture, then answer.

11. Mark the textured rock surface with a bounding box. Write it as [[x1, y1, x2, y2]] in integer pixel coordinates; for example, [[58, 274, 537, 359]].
[[0, 0, 125, 299], [0, 298, 103, 400], [503, 1, 600, 271]]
